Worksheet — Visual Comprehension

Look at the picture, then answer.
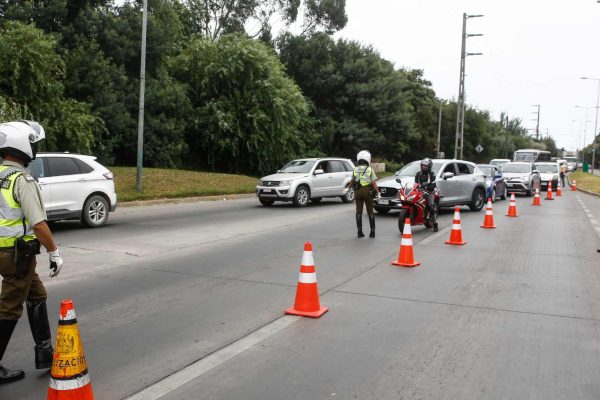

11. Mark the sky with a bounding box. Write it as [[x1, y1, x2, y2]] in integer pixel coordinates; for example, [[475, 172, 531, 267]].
[[333, 0, 600, 152]]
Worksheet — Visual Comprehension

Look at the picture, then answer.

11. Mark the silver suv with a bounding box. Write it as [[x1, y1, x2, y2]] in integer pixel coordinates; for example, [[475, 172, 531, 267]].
[[374, 159, 487, 213], [502, 162, 541, 196], [256, 158, 355, 207]]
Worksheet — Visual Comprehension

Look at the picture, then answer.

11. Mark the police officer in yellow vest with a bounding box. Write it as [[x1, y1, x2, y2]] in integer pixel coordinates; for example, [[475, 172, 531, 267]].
[[346, 150, 380, 238], [0, 121, 64, 384]]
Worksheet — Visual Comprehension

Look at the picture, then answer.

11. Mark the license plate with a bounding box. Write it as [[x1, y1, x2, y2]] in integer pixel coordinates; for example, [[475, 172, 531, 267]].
[[263, 189, 273, 193], [378, 199, 389, 205]]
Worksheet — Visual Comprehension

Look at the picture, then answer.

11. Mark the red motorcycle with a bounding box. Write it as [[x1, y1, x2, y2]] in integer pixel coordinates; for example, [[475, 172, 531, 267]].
[[391, 180, 439, 233]]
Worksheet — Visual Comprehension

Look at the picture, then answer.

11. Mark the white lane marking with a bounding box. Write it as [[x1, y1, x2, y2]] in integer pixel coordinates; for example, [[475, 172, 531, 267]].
[[420, 225, 451, 246], [576, 195, 600, 241], [126, 316, 300, 400]]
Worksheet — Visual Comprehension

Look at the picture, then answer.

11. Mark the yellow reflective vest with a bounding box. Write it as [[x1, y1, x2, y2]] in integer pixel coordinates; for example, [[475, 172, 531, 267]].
[[353, 165, 374, 187], [0, 165, 36, 248]]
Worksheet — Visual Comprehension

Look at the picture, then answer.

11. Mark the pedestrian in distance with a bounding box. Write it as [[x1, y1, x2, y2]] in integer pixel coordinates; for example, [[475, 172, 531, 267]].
[[559, 162, 567, 187], [0, 121, 64, 385], [346, 150, 380, 238], [414, 158, 438, 232]]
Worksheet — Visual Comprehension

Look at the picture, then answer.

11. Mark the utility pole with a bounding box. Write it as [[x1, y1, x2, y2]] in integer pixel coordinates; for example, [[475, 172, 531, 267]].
[[575, 105, 594, 166], [136, 0, 148, 192], [454, 13, 483, 160], [531, 105, 540, 140], [581, 77, 600, 173], [436, 101, 442, 158], [504, 114, 510, 159]]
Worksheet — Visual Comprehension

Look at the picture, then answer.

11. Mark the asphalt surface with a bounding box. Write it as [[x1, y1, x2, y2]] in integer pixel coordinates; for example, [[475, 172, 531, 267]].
[[1, 190, 600, 400]]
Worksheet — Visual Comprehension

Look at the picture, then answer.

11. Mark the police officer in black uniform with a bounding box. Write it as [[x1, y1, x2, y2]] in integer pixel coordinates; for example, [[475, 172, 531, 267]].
[[414, 158, 438, 232]]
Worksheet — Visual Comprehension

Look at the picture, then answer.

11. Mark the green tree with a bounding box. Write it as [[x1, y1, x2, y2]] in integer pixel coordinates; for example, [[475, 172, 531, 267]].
[[171, 34, 312, 174], [277, 33, 411, 161], [0, 21, 102, 154], [183, 0, 347, 40]]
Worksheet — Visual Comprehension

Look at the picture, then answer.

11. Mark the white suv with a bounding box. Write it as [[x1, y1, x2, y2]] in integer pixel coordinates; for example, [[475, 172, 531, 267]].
[[256, 158, 355, 207], [27, 153, 117, 227]]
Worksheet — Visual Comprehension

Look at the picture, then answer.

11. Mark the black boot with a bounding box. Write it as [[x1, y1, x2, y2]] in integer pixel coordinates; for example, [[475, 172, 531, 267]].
[[368, 215, 376, 238], [0, 319, 25, 384], [26, 301, 53, 369], [356, 214, 365, 238]]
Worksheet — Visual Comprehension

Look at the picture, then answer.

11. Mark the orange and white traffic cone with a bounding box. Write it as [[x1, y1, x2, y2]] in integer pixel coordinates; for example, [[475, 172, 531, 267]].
[[545, 181, 554, 200], [506, 193, 519, 217], [47, 300, 94, 400], [445, 207, 467, 245], [556, 183, 562, 196], [481, 198, 496, 229], [532, 188, 541, 206], [571, 179, 577, 191], [285, 242, 328, 318], [392, 218, 420, 267]]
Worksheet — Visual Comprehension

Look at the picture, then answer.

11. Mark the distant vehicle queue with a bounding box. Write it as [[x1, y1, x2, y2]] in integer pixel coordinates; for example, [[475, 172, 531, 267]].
[[256, 152, 571, 212]]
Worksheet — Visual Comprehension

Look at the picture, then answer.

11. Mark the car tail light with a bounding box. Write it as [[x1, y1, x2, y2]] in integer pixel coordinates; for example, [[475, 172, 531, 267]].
[[103, 172, 114, 180]]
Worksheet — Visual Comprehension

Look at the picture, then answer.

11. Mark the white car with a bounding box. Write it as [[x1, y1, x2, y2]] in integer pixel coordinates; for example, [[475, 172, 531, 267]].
[[256, 158, 355, 207], [27, 153, 117, 227]]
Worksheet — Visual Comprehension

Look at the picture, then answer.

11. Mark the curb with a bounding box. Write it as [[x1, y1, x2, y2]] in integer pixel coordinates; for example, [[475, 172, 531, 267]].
[[567, 176, 600, 199], [119, 193, 256, 208], [576, 187, 600, 199]]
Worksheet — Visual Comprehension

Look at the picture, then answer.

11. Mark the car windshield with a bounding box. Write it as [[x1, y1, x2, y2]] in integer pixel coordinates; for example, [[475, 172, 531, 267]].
[[514, 152, 536, 162], [502, 164, 530, 173], [279, 160, 316, 173], [478, 166, 494, 177], [397, 160, 443, 176], [536, 164, 557, 173], [565, 157, 576, 163]]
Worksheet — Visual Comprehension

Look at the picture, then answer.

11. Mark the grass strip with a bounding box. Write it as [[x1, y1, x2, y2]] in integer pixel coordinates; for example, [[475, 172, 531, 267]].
[[111, 167, 258, 202], [570, 171, 600, 195]]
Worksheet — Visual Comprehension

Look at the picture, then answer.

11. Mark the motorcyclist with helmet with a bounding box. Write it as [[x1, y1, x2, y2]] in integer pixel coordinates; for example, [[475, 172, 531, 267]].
[[415, 158, 438, 232], [346, 150, 380, 238]]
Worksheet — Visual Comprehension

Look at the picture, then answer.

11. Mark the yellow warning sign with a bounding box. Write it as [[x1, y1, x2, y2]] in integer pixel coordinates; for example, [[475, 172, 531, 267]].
[[51, 324, 88, 377]]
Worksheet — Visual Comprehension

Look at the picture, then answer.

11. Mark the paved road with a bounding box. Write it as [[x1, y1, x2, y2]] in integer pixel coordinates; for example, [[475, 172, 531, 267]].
[[1, 191, 599, 400]]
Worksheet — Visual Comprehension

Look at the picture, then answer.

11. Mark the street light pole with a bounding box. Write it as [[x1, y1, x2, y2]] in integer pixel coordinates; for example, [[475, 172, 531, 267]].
[[581, 77, 600, 173], [437, 101, 442, 158], [454, 13, 483, 160], [575, 105, 595, 167], [532, 104, 540, 140], [136, 0, 148, 192]]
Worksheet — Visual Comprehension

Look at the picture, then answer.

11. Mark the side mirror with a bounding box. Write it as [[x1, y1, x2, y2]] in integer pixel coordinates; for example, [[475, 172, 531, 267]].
[[314, 169, 324, 175], [442, 172, 455, 180], [395, 178, 402, 184]]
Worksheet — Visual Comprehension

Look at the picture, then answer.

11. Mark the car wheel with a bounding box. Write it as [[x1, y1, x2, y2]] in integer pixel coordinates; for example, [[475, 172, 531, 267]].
[[398, 209, 409, 233], [82, 195, 109, 228], [491, 188, 496, 203], [311, 198, 322, 204], [469, 188, 486, 211], [341, 188, 355, 203], [259, 198, 275, 206], [375, 207, 390, 214], [293, 185, 310, 207]]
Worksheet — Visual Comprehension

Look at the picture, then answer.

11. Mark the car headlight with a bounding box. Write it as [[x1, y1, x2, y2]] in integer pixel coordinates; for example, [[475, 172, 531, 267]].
[[280, 180, 292, 186], [520, 177, 529, 181], [258, 180, 263, 186]]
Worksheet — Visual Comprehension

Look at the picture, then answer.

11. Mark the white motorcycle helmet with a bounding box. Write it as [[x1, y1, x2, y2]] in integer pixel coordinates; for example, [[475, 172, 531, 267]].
[[356, 150, 371, 166], [0, 120, 45, 166]]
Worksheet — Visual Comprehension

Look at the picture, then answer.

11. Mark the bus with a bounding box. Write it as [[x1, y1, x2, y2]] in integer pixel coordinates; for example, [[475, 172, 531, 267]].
[[513, 149, 551, 163]]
